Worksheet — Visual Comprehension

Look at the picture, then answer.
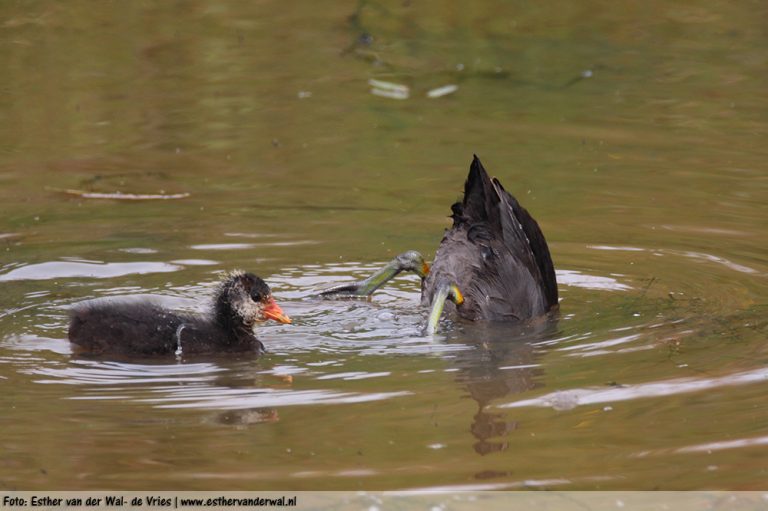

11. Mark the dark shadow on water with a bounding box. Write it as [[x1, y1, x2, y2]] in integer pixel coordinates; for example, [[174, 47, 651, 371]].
[[444, 315, 559, 458]]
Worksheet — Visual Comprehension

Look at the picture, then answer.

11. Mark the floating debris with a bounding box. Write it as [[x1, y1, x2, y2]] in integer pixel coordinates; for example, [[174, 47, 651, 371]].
[[297, 91, 312, 99], [370, 88, 409, 100], [426, 84, 458, 98], [118, 247, 159, 254], [368, 78, 408, 92], [190, 243, 256, 251], [54, 188, 190, 200], [368, 78, 409, 100], [0, 260, 181, 281], [564, 69, 595, 87]]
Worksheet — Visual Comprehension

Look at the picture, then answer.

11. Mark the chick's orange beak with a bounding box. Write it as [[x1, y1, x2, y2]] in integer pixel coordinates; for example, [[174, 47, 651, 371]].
[[421, 261, 431, 278], [263, 297, 292, 324]]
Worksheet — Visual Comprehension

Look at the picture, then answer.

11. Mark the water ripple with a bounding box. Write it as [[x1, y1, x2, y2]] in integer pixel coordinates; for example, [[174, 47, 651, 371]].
[[499, 367, 768, 411], [27, 360, 225, 385], [0, 261, 181, 281], [556, 269, 632, 291], [19, 356, 412, 411], [143, 388, 412, 410]]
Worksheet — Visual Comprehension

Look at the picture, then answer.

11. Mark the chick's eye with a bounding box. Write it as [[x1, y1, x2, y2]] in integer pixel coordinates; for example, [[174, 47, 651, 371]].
[[250, 291, 262, 302]]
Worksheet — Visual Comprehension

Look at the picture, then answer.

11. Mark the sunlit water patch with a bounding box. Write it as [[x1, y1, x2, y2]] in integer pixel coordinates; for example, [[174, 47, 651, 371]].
[[499, 366, 768, 411], [19, 358, 411, 410], [0, 260, 181, 281]]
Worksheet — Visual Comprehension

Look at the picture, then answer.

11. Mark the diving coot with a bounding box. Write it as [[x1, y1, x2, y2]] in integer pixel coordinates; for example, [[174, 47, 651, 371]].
[[68, 271, 291, 356], [423, 155, 558, 333], [315, 156, 557, 334]]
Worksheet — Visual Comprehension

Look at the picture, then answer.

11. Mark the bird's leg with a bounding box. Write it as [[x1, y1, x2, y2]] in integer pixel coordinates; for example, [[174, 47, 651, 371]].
[[425, 282, 464, 335], [318, 259, 402, 298], [317, 251, 429, 298]]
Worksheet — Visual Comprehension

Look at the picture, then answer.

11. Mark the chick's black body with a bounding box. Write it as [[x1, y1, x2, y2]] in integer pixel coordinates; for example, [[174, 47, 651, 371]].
[[422, 156, 558, 321], [68, 272, 277, 356]]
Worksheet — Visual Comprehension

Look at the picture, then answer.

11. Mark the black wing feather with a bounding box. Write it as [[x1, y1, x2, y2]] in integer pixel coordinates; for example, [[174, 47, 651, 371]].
[[424, 155, 558, 321]]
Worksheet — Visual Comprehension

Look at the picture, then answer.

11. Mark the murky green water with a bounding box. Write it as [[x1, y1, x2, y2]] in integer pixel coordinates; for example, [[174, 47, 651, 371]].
[[2, 1, 767, 490]]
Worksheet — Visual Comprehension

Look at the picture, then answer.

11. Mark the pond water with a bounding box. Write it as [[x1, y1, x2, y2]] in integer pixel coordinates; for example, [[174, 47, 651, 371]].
[[1, 1, 767, 491]]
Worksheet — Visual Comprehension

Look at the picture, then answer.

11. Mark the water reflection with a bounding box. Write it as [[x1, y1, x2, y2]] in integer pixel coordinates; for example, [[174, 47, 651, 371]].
[[0, 260, 181, 281], [499, 365, 768, 411], [446, 318, 557, 457], [588, 244, 762, 276]]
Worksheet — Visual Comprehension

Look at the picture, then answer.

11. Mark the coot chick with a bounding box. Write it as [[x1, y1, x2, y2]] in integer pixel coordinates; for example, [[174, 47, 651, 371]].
[[68, 271, 291, 357]]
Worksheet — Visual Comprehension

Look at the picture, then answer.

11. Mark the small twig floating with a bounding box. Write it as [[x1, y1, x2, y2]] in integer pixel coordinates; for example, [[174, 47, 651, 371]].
[[368, 78, 409, 100], [426, 84, 458, 98], [51, 188, 190, 200]]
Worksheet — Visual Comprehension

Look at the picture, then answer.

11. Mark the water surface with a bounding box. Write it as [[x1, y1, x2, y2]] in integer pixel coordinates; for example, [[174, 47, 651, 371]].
[[1, 0, 767, 490]]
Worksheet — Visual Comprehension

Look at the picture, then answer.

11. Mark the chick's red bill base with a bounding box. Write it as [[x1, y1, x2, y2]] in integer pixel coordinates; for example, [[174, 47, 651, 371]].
[[263, 297, 291, 324]]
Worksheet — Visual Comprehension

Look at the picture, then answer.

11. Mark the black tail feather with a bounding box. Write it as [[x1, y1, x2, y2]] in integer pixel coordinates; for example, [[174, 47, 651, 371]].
[[455, 155, 558, 309], [492, 177, 558, 308], [454, 155, 501, 228]]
